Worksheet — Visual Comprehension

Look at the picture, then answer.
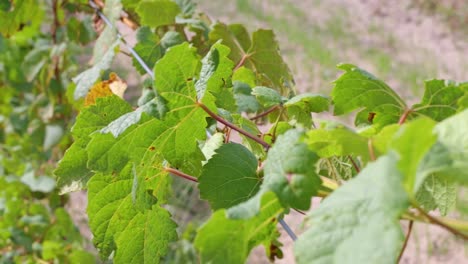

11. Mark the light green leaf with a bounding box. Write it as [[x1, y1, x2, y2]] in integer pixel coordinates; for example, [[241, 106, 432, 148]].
[[294, 154, 409, 264], [54, 96, 132, 193], [284, 93, 330, 126], [73, 41, 119, 99], [251, 86, 283, 108], [43, 124, 64, 150], [332, 63, 406, 126], [87, 164, 158, 258], [417, 109, 468, 184], [305, 124, 369, 161], [233, 66, 256, 87], [412, 79, 464, 121], [262, 129, 321, 210], [390, 118, 437, 193], [201, 132, 225, 163], [195, 191, 283, 264], [92, 0, 122, 63], [199, 143, 260, 210], [136, 0, 181, 28], [415, 174, 456, 216], [101, 97, 166, 137], [115, 205, 178, 264]]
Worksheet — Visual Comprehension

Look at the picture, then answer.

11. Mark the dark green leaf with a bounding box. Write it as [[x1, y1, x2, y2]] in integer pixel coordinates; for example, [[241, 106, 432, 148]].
[[199, 143, 260, 210]]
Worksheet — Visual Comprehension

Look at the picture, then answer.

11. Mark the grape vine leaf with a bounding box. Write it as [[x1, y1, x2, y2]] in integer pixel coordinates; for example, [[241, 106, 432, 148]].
[[251, 86, 283, 108], [201, 132, 225, 163], [457, 82, 468, 111], [136, 0, 181, 28], [194, 191, 282, 264], [233, 82, 261, 113], [248, 29, 293, 94], [114, 205, 178, 264], [100, 96, 167, 137], [332, 63, 406, 126], [415, 174, 456, 216], [199, 143, 261, 210], [417, 109, 468, 184], [209, 24, 293, 93], [305, 123, 369, 161], [294, 153, 409, 264], [262, 129, 321, 210], [73, 41, 119, 100], [284, 93, 330, 126], [390, 118, 437, 193], [92, 0, 122, 63], [411, 79, 464, 121], [132, 27, 184, 74], [228, 129, 321, 218], [54, 96, 132, 193], [87, 164, 160, 259]]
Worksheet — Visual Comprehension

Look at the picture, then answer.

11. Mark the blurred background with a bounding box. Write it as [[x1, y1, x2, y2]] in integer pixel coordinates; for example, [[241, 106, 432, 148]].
[[1, 0, 467, 263]]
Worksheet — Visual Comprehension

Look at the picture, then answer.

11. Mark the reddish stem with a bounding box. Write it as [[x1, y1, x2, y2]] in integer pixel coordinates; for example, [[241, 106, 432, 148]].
[[164, 167, 198, 183], [198, 102, 271, 149], [347, 155, 360, 173], [398, 108, 412, 125], [250, 105, 280, 120], [234, 54, 249, 71], [397, 220, 413, 263]]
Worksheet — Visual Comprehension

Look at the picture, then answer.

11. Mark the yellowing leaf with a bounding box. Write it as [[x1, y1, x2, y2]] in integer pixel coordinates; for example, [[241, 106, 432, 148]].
[[85, 73, 127, 106]]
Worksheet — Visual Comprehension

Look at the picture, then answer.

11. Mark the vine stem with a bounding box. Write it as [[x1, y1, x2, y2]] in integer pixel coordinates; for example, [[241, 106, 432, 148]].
[[397, 220, 413, 263], [234, 54, 249, 71], [198, 102, 271, 149], [367, 139, 376, 161], [250, 105, 280, 120], [398, 108, 412, 125], [164, 167, 198, 183], [413, 204, 468, 240], [347, 155, 360, 173]]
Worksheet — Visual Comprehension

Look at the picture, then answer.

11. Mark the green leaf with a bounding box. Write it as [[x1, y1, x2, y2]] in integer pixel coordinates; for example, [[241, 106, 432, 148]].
[[233, 82, 261, 113], [100, 97, 167, 137], [201, 132, 224, 163], [199, 143, 260, 210], [194, 191, 283, 264], [132, 28, 184, 75], [390, 118, 437, 193], [417, 109, 468, 184], [305, 123, 369, 161], [284, 93, 330, 126], [92, 0, 122, 63], [114, 205, 178, 264], [248, 29, 293, 94], [55, 96, 132, 193], [233, 66, 256, 87], [87, 164, 158, 259], [284, 93, 329, 113], [411, 79, 464, 121], [73, 41, 119, 99], [457, 82, 468, 111], [294, 154, 409, 264], [262, 129, 321, 210], [416, 174, 456, 216], [251, 86, 283, 108], [209, 23, 250, 64], [136, 0, 181, 28], [332, 63, 406, 126]]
